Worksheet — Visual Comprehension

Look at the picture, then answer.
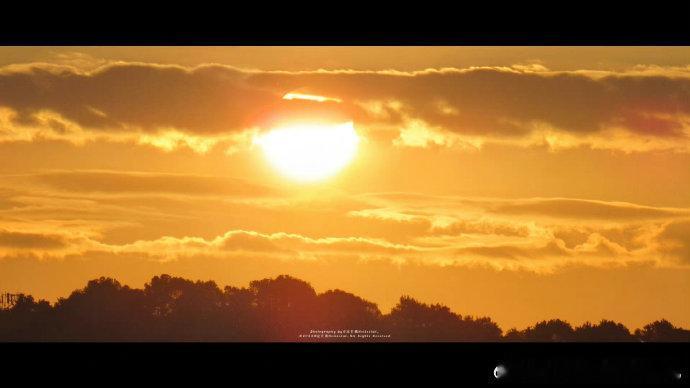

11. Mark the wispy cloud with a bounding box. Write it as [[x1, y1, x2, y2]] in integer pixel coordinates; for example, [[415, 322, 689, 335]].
[[0, 180, 688, 271]]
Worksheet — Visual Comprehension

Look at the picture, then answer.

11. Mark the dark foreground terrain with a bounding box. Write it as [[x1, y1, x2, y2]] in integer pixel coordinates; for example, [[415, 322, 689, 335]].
[[1, 274, 688, 342]]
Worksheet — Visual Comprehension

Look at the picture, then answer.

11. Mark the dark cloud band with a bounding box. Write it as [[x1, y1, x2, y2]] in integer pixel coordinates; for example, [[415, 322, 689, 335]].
[[1, 63, 688, 148]]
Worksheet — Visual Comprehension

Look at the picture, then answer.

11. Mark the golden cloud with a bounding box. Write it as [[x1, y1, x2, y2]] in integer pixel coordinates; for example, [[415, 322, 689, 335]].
[[491, 198, 690, 220], [0, 229, 67, 249], [25, 170, 277, 197], [1, 63, 690, 152], [1, 169, 689, 272]]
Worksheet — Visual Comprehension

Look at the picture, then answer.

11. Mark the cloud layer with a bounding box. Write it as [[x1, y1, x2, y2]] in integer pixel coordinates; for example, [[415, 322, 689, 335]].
[[1, 62, 690, 152], [0, 170, 688, 272]]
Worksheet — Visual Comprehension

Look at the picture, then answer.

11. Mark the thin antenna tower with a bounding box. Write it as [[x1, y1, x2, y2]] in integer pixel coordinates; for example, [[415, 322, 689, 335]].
[[0, 292, 19, 310]]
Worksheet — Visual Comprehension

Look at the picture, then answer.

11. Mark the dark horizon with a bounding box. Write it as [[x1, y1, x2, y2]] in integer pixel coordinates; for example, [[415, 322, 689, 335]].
[[1, 273, 688, 342]]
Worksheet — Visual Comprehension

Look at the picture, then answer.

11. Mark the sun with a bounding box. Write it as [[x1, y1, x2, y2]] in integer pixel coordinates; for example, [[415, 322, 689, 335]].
[[256, 121, 360, 182]]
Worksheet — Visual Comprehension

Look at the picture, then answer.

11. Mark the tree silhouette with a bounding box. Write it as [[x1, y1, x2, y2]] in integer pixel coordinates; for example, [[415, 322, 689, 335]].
[[574, 320, 633, 342], [0, 294, 52, 341], [520, 319, 575, 342], [145, 275, 227, 340], [317, 289, 381, 331], [503, 327, 525, 342], [53, 277, 148, 341], [221, 285, 260, 340], [384, 296, 501, 341], [634, 319, 690, 342], [0, 274, 688, 342], [249, 275, 320, 340]]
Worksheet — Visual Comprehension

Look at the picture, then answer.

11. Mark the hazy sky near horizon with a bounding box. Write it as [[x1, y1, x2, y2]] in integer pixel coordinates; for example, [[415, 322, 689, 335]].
[[0, 47, 688, 330]]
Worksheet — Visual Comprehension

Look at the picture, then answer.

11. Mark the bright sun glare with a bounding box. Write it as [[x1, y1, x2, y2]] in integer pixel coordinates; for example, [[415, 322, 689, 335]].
[[256, 121, 359, 182]]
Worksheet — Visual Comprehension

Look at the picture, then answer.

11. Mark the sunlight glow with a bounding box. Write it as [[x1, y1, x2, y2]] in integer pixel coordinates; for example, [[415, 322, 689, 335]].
[[256, 121, 359, 182], [282, 93, 342, 103]]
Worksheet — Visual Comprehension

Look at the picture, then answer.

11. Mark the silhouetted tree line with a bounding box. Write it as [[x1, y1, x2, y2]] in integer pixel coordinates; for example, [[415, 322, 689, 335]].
[[0, 274, 688, 342]]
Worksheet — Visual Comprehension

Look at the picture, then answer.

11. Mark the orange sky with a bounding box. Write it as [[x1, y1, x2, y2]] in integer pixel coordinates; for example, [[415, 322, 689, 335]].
[[0, 47, 688, 331]]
